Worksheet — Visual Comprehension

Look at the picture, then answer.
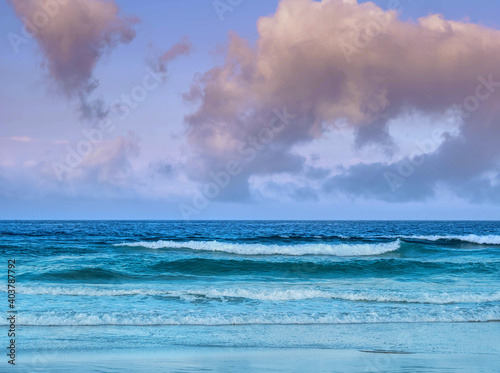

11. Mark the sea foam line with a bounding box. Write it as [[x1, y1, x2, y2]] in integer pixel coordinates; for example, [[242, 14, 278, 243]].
[[5, 308, 500, 326], [114, 240, 401, 256], [398, 234, 500, 245], [4, 286, 500, 304]]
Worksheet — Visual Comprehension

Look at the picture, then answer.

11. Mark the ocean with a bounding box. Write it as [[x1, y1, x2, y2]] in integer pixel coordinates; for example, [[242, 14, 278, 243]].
[[1, 220, 500, 372]]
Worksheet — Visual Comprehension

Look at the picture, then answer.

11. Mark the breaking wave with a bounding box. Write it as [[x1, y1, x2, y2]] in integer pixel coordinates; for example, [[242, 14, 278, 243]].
[[115, 240, 401, 256]]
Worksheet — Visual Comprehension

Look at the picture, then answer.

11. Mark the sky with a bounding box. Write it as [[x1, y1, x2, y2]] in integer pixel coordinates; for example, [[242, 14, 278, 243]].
[[1, 0, 500, 220]]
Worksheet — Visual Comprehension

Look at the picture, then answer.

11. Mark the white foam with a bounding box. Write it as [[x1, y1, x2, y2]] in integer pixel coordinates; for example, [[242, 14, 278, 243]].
[[115, 240, 400, 256], [1, 286, 164, 297], [400, 234, 500, 245], [4, 285, 500, 304], [7, 307, 500, 326]]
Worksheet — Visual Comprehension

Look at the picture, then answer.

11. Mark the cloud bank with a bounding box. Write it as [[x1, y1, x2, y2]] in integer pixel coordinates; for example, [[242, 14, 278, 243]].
[[183, 0, 500, 203]]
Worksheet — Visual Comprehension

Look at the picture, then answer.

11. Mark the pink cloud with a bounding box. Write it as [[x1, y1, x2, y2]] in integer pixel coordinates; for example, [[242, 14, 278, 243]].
[[9, 0, 139, 120], [183, 0, 500, 202], [1, 136, 35, 142]]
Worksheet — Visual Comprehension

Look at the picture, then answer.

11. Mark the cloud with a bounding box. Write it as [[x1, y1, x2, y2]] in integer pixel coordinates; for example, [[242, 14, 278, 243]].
[[1, 132, 145, 199], [55, 132, 141, 190], [153, 36, 192, 73], [8, 0, 139, 121], [0, 136, 35, 142], [183, 0, 500, 203]]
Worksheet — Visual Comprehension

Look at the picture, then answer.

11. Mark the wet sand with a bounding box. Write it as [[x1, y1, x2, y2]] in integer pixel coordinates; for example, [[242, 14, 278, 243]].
[[14, 322, 500, 372]]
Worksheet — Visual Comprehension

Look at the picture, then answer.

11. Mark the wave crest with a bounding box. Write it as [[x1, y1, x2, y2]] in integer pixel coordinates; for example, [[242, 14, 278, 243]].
[[115, 240, 400, 256], [400, 234, 500, 245]]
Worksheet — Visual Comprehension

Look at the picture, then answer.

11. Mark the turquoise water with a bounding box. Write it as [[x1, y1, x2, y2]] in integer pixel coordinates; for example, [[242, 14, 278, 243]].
[[1, 221, 500, 370]]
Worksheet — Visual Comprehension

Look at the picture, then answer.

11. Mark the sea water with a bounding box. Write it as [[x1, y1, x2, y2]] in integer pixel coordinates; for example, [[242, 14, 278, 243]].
[[1, 220, 499, 371]]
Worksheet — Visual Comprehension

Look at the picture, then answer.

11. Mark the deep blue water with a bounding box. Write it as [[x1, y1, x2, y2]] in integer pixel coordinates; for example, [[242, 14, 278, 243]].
[[1, 220, 499, 329]]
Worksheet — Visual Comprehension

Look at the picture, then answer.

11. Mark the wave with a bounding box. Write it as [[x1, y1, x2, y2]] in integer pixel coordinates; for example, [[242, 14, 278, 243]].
[[33, 268, 138, 282], [115, 240, 401, 256], [398, 234, 500, 245], [151, 258, 499, 277], [24, 258, 499, 281], [8, 308, 500, 326], [229, 234, 352, 243], [6, 285, 500, 305]]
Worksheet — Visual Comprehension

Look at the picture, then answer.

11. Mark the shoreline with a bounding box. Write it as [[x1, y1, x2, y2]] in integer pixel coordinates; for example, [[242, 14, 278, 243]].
[[13, 322, 500, 371], [15, 347, 500, 372], [12, 319, 500, 327]]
